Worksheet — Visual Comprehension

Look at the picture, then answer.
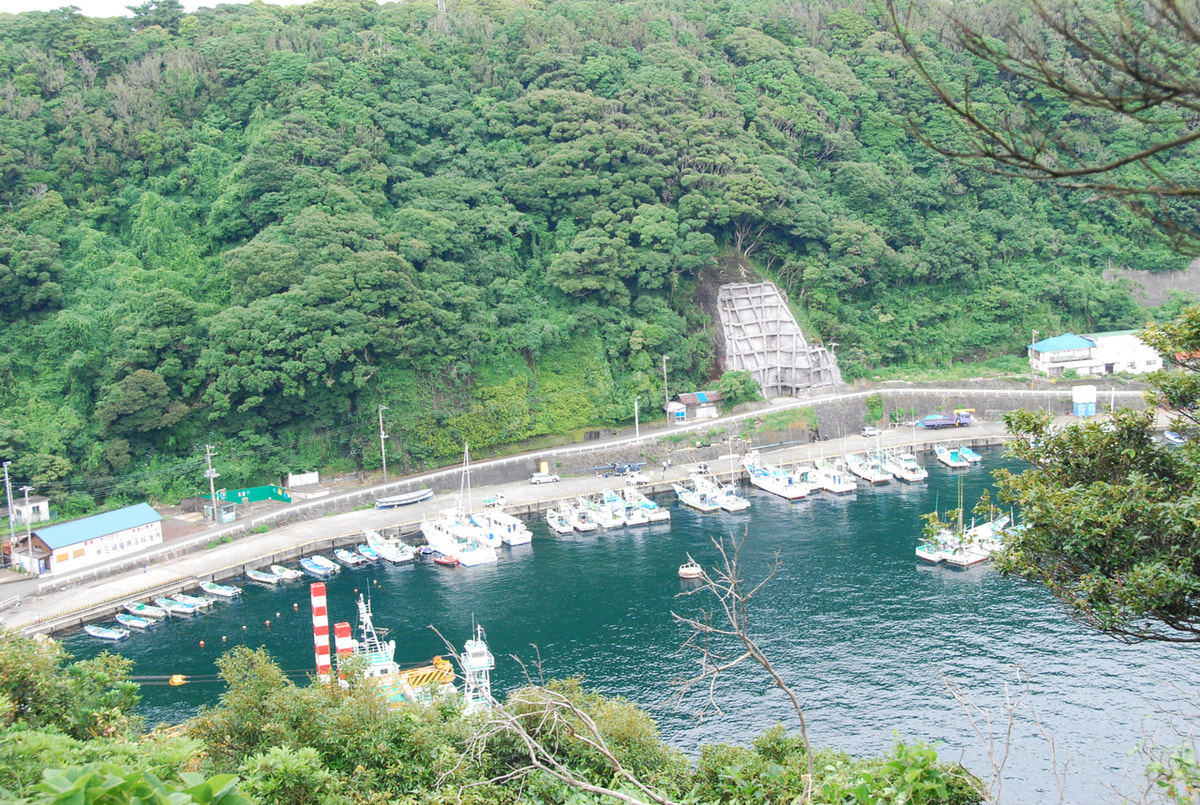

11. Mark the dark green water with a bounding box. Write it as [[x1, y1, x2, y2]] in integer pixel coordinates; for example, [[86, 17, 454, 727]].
[[62, 449, 1200, 803]]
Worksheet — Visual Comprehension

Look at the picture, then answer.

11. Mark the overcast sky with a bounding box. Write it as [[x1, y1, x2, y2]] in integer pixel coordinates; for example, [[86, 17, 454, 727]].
[[3, 0, 307, 19]]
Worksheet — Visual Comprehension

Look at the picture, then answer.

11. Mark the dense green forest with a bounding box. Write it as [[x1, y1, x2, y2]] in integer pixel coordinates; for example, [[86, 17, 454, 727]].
[[0, 0, 1180, 508]]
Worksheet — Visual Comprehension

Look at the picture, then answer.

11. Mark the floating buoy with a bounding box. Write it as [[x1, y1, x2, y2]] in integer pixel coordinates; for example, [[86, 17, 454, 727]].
[[169, 674, 187, 686], [276, 612, 281, 618], [293, 603, 299, 610], [222, 635, 227, 641], [199, 640, 205, 648], [264, 620, 271, 628], [354, 588, 358, 594], [242, 625, 247, 630]]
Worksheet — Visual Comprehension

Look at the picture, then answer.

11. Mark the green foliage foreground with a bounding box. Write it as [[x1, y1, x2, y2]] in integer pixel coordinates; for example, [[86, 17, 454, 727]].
[[0, 635, 984, 804]]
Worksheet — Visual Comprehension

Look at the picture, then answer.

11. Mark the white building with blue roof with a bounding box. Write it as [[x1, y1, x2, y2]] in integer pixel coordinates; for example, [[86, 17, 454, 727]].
[[12, 502, 163, 576], [1030, 331, 1162, 378]]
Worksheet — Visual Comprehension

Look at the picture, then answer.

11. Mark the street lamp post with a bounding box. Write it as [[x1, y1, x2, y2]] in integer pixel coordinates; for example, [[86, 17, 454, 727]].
[[662, 355, 670, 410], [19, 485, 34, 576], [378, 404, 389, 483]]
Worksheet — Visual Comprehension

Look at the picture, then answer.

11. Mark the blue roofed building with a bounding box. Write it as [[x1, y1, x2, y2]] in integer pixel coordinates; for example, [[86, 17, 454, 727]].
[[669, 390, 725, 423], [12, 502, 163, 576], [1029, 331, 1162, 378]]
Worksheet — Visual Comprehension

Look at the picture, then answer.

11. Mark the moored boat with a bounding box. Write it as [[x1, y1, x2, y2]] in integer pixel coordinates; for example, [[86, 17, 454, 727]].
[[472, 507, 533, 546], [269, 564, 303, 581], [678, 560, 704, 579], [433, 553, 459, 567], [334, 548, 368, 566], [620, 486, 671, 523], [115, 613, 154, 630], [694, 473, 751, 512], [374, 488, 434, 508], [154, 596, 201, 616], [741, 452, 815, 500], [812, 462, 857, 494], [300, 555, 341, 577], [356, 543, 381, 562], [84, 623, 130, 641], [935, 444, 970, 469], [958, 446, 983, 463], [124, 601, 166, 619], [880, 451, 928, 483], [844, 452, 892, 484], [546, 507, 575, 534], [199, 580, 242, 598], [566, 504, 598, 532], [173, 592, 215, 608], [672, 476, 722, 513], [365, 528, 416, 564], [247, 568, 284, 585]]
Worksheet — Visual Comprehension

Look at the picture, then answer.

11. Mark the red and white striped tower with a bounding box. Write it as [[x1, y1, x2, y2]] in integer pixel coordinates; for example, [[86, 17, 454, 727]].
[[333, 621, 354, 678], [310, 582, 332, 683]]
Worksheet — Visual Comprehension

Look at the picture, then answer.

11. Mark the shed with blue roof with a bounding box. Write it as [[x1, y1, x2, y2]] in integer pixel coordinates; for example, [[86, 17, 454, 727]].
[[672, 390, 725, 423], [13, 502, 163, 576]]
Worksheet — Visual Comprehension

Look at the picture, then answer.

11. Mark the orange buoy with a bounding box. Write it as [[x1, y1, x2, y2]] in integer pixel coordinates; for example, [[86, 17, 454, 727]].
[[199, 640, 205, 648]]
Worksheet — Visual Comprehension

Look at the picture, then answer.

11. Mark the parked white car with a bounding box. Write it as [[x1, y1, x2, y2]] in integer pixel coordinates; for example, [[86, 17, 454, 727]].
[[861, 426, 883, 438], [624, 472, 650, 486], [529, 472, 560, 484]]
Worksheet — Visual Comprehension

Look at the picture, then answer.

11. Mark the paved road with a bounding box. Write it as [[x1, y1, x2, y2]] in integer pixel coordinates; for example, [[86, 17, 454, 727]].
[[1, 383, 1146, 635]]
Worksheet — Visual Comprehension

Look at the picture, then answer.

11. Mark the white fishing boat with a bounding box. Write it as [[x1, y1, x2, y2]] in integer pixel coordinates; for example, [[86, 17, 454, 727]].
[[374, 488, 434, 508], [678, 560, 704, 579], [154, 596, 200, 616], [421, 446, 500, 565], [566, 504, 599, 532], [918, 482, 1009, 567], [364, 528, 416, 564], [958, 446, 983, 463], [880, 451, 928, 483], [173, 592, 216, 608], [694, 473, 750, 512], [199, 580, 242, 598], [844, 452, 892, 484], [269, 564, 304, 581], [247, 568, 284, 585], [356, 543, 380, 561], [115, 613, 154, 630], [301, 555, 341, 577], [124, 601, 166, 619], [84, 624, 129, 641], [334, 548, 368, 566], [620, 486, 671, 523], [741, 452, 815, 500], [812, 461, 857, 494], [581, 493, 624, 529], [472, 508, 533, 546], [546, 507, 575, 534], [672, 476, 722, 513], [935, 444, 970, 468]]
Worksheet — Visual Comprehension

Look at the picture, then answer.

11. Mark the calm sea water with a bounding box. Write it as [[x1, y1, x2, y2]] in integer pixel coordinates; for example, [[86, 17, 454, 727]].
[[62, 449, 1200, 803]]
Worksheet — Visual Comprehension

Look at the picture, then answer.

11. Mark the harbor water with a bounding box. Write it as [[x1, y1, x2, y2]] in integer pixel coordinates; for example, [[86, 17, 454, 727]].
[[62, 448, 1200, 803]]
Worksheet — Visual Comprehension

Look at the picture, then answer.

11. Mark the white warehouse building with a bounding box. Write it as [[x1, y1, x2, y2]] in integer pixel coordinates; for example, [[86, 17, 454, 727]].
[[1029, 331, 1163, 378]]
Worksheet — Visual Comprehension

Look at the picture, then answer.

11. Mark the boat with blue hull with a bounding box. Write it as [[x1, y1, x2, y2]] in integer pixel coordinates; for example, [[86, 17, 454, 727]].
[[301, 555, 341, 577]]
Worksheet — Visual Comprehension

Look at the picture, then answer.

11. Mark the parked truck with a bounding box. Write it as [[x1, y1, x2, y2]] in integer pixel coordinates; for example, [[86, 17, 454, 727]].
[[917, 408, 974, 429]]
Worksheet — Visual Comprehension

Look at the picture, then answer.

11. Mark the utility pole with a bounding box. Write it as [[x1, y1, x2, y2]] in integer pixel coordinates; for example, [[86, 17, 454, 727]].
[[1031, 329, 1039, 391], [634, 397, 640, 442], [2, 462, 12, 568], [19, 485, 34, 576], [662, 355, 670, 410], [378, 404, 389, 483], [204, 445, 219, 521]]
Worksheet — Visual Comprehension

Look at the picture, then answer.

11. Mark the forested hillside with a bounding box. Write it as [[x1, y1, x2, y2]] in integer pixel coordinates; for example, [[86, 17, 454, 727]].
[[0, 0, 1175, 507]]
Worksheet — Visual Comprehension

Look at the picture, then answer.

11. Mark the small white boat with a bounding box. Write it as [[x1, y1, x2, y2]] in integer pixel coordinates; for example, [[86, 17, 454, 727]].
[[546, 508, 575, 534], [173, 592, 216, 608], [269, 565, 303, 581], [672, 477, 721, 513], [1165, 430, 1186, 445], [844, 452, 892, 484], [880, 451, 928, 483], [334, 548, 368, 566], [935, 444, 971, 468], [247, 568, 284, 585], [356, 543, 381, 561], [585, 493, 625, 529], [693, 474, 750, 512], [115, 613, 154, 630], [620, 486, 671, 523], [958, 446, 982, 463], [154, 596, 200, 616], [812, 462, 857, 494], [472, 508, 533, 546], [199, 580, 242, 598], [365, 528, 416, 563], [741, 452, 815, 500], [375, 488, 434, 508], [301, 555, 340, 577], [567, 504, 598, 532], [678, 560, 704, 579], [124, 601, 166, 619], [84, 624, 129, 641]]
